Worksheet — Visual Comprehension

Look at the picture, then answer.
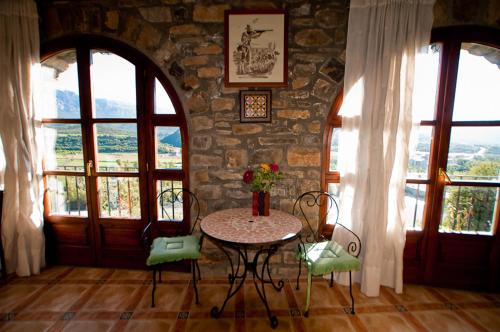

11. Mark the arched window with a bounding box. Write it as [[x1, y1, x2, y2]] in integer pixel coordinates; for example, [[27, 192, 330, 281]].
[[41, 36, 189, 267], [323, 26, 499, 289]]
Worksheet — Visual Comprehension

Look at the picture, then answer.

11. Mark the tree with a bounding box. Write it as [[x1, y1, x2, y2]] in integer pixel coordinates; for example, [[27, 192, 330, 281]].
[[442, 160, 499, 232]]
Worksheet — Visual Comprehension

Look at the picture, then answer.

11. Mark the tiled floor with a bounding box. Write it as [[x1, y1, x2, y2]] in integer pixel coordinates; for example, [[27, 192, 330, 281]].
[[0, 266, 499, 331]]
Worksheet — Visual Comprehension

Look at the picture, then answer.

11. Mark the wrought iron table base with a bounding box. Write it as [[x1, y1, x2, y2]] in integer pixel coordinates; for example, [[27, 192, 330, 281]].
[[210, 243, 285, 329]]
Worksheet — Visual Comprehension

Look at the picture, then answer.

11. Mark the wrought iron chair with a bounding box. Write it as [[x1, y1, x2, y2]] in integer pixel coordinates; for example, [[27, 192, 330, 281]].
[[293, 191, 361, 317], [141, 188, 203, 307]]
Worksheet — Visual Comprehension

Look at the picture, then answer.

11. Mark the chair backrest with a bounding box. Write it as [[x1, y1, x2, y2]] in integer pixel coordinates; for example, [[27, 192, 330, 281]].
[[293, 191, 362, 258], [293, 191, 339, 243], [157, 188, 201, 235], [141, 188, 200, 246]]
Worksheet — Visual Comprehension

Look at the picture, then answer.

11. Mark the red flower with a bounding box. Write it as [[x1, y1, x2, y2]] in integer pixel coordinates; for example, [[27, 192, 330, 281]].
[[270, 163, 279, 173], [243, 170, 254, 184]]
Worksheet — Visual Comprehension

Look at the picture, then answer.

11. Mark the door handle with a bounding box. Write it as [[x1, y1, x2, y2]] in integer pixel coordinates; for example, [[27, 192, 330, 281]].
[[439, 168, 451, 184], [86, 160, 93, 176]]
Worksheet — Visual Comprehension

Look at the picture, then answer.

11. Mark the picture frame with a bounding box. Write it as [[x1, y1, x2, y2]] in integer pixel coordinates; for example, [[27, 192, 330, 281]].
[[240, 90, 272, 123], [224, 9, 288, 87]]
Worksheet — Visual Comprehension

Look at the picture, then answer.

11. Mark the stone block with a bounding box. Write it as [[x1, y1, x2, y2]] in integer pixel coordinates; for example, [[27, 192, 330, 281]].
[[182, 55, 209, 66], [225, 149, 248, 168], [192, 169, 209, 183], [211, 98, 235, 112], [315, 8, 346, 28], [279, 90, 309, 99], [290, 3, 311, 17], [197, 66, 221, 78], [139, 6, 172, 23], [170, 24, 203, 35], [232, 124, 263, 135], [211, 171, 242, 181], [307, 120, 321, 134], [137, 24, 162, 50], [225, 190, 249, 200], [154, 40, 177, 65], [191, 154, 222, 167], [319, 57, 344, 83], [251, 148, 284, 165], [194, 44, 223, 55], [312, 79, 336, 101], [258, 137, 298, 145], [192, 135, 212, 150], [193, 4, 228, 22], [192, 116, 214, 131], [105, 10, 119, 30], [287, 146, 321, 167], [292, 123, 304, 135], [182, 75, 200, 91], [293, 63, 316, 77], [276, 109, 310, 120], [186, 92, 209, 113], [196, 185, 222, 199], [292, 77, 310, 90], [215, 137, 241, 146], [294, 29, 333, 47]]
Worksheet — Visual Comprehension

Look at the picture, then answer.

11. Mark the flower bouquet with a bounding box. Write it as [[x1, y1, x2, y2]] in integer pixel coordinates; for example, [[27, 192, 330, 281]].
[[243, 163, 283, 216]]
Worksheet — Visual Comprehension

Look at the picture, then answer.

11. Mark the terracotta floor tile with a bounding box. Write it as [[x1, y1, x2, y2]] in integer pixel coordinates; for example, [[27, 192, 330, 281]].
[[136, 283, 188, 311], [82, 284, 142, 311], [357, 312, 417, 332], [244, 283, 289, 311], [26, 284, 92, 311], [433, 287, 492, 303], [245, 316, 294, 332], [185, 318, 236, 332], [123, 319, 177, 332], [0, 284, 46, 312], [293, 280, 349, 310], [412, 310, 485, 332], [382, 284, 443, 304], [302, 315, 358, 332], [463, 308, 500, 332], [0, 321, 54, 332], [60, 320, 115, 332], [108, 268, 150, 281], [63, 267, 114, 280], [188, 283, 234, 313]]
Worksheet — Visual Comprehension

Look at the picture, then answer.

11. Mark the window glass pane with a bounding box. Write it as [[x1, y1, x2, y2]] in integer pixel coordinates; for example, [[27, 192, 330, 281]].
[[43, 124, 84, 171], [0, 137, 5, 189], [41, 50, 80, 119], [155, 78, 176, 114], [98, 177, 140, 218], [452, 43, 500, 121], [329, 129, 340, 171], [91, 50, 136, 119], [157, 180, 183, 222], [440, 185, 498, 234], [327, 183, 340, 225], [47, 175, 87, 216], [156, 127, 182, 169], [447, 127, 500, 181], [412, 44, 441, 121], [95, 124, 138, 172], [404, 184, 426, 230], [407, 126, 433, 180]]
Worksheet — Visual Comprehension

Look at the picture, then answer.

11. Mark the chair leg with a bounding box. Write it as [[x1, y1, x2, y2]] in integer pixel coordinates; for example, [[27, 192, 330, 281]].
[[296, 258, 302, 290], [304, 272, 312, 317], [330, 271, 334, 287], [192, 260, 200, 304], [195, 260, 201, 281], [349, 271, 355, 315], [151, 269, 157, 308]]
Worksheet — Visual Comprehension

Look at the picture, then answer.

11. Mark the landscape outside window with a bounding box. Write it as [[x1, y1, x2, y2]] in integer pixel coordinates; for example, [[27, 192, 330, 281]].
[[41, 50, 182, 217]]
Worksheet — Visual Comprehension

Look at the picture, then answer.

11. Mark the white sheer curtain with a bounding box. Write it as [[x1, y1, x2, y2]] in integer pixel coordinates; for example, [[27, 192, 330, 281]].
[[0, 0, 45, 276], [336, 0, 434, 296]]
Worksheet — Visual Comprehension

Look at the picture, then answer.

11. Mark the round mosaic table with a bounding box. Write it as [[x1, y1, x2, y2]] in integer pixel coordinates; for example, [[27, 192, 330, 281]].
[[200, 208, 303, 329]]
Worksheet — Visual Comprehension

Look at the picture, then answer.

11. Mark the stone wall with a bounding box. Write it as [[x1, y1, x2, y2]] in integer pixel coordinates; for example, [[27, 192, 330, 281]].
[[37, 0, 498, 277]]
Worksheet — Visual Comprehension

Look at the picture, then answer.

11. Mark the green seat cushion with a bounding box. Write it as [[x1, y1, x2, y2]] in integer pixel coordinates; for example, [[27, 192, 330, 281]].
[[146, 235, 201, 266], [297, 240, 360, 276]]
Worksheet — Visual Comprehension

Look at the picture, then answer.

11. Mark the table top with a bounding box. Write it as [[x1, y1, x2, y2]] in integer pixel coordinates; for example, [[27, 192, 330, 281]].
[[200, 208, 302, 246]]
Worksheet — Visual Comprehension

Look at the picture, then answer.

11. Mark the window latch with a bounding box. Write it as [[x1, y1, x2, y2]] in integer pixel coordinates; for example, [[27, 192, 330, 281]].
[[86, 160, 93, 176]]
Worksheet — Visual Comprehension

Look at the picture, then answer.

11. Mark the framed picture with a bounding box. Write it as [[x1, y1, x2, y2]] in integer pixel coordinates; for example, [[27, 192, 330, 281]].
[[240, 90, 272, 123], [224, 9, 288, 87]]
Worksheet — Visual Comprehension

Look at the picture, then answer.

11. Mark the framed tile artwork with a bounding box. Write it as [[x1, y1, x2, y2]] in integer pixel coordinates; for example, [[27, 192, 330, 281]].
[[239, 90, 272, 123]]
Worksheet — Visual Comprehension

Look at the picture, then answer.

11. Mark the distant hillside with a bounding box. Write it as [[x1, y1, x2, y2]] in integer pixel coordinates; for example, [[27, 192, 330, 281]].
[[160, 130, 181, 148], [56, 90, 135, 119]]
